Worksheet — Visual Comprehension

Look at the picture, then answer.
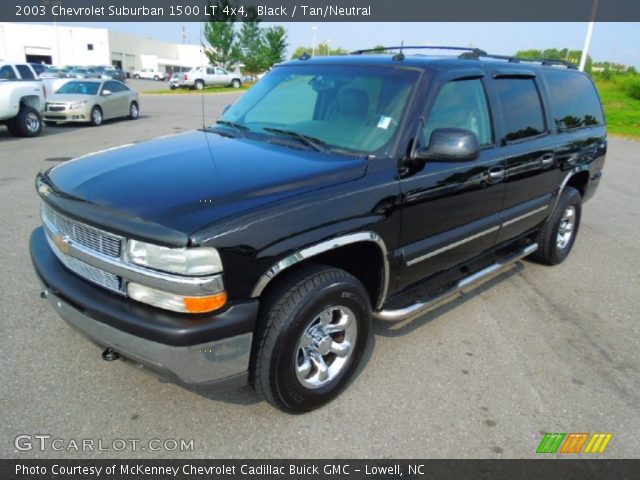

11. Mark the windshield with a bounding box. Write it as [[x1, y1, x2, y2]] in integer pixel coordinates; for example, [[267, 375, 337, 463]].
[[220, 64, 419, 154], [56, 81, 101, 95]]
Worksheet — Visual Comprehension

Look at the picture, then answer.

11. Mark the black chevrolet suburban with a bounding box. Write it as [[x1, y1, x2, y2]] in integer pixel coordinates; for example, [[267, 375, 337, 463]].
[[30, 47, 607, 413]]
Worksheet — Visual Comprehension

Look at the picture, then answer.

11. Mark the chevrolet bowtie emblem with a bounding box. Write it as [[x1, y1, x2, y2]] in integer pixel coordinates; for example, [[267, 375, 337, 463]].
[[54, 234, 71, 255]]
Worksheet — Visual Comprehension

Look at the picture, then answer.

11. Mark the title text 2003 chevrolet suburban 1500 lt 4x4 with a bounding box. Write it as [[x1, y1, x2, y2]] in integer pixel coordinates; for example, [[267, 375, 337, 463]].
[[30, 47, 606, 413]]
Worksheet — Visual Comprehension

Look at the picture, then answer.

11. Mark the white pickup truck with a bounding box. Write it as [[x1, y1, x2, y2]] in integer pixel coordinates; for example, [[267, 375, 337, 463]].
[[132, 68, 167, 81], [0, 62, 46, 137], [178, 66, 242, 90]]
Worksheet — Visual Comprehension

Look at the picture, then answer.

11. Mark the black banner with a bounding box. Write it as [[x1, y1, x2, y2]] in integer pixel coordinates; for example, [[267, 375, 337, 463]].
[[2, 459, 640, 480], [4, 0, 640, 22]]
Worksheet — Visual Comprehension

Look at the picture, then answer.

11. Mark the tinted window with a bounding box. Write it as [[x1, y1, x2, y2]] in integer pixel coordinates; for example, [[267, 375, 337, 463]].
[[544, 70, 604, 131], [495, 78, 545, 142], [216, 68, 227, 75], [425, 79, 493, 146], [56, 81, 100, 95], [0, 65, 17, 80], [15, 64, 35, 79], [104, 81, 120, 92]]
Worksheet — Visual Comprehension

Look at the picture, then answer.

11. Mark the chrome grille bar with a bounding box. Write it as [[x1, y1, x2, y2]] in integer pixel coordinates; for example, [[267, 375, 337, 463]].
[[42, 203, 122, 258]]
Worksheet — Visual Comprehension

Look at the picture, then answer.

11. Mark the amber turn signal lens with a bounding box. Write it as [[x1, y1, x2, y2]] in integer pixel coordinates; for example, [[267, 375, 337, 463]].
[[183, 292, 227, 313]]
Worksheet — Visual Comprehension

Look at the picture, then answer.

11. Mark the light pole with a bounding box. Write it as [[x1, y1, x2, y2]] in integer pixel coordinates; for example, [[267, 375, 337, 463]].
[[579, 0, 599, 72], [311, 26, 317, 56]]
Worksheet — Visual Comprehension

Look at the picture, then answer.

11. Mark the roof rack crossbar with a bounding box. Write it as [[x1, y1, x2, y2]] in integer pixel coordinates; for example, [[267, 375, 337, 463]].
[[349, 45, 579, 70], [350, 45, 487, 56]]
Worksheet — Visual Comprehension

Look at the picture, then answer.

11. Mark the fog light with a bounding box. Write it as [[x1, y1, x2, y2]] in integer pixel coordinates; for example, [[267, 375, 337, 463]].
[[127, 283, 227, 314]]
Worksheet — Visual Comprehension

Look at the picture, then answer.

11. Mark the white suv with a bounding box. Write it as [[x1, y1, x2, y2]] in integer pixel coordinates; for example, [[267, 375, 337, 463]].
[[178, 66, 242, 90]]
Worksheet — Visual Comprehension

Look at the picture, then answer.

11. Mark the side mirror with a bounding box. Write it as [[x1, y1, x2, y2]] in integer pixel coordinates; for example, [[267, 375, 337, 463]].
[[413, 128, 480, 163], [102, 89, 112, 96]]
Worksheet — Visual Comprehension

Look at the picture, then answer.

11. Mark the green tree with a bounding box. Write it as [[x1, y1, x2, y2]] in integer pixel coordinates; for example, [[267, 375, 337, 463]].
[[263, 26, 288, 68], [238, 7, 264, 77], [370, 45, 387, 54], [291, 46, 312, 59], [202, 0, 241, 69]]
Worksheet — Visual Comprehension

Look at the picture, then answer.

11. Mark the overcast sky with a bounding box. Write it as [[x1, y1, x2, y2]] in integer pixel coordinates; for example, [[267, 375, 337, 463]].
[[69, 22, 640, 68]]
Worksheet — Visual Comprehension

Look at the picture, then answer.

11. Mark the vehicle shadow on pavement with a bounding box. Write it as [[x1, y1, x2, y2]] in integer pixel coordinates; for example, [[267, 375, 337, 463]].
[[0, 125, 83, 139], [372, 264, 524, 338]]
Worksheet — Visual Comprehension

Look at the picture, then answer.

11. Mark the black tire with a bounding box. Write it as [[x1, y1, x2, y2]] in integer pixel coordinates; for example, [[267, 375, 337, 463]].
[[134, 74, 140, 79], [89, 106, 103, 126], [169, 85, 177, 90], [128, 101, 139, 120], [153, 75, 159, 81], [530, 186, 582, 265], [195, 80, 205, 90], [251, 265, 371, 413], [230, 79, 241, 88], [7, 105, 42, 137]]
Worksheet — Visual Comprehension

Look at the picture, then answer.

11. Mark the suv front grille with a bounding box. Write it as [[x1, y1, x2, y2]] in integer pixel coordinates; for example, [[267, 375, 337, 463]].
[[41, 203, 125, 294], [42, 203, 122, 258]]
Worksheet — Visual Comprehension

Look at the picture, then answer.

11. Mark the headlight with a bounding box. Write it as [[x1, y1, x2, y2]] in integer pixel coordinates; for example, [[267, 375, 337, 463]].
[[125, 240, 223, 275], [69, 101, 87, 109], [128, 283, 227, 313]]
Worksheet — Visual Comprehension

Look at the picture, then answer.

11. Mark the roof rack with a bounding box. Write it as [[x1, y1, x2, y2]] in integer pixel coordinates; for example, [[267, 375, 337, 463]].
[[350, 45, 487, 56], [349, 45, 579, 70]]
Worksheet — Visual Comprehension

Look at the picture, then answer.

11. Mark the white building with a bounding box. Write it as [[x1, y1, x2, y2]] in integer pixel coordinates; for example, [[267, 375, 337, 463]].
[[0, 23, 208, 74]]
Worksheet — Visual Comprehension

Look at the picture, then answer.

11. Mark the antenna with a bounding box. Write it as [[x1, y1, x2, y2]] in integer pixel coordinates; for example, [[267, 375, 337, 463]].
[[182, 25, 187, 44], [392, 41, 405, 61]]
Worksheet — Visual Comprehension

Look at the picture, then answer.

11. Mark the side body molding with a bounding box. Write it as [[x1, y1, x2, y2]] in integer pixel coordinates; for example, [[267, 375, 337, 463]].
[[250, 232, 390, 309]]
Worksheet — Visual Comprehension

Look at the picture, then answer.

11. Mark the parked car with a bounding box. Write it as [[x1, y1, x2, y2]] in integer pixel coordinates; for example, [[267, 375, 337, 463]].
[[0, 62, 45, 137], [30, 47, 607, 413], [168, 73, 181, 90], [42, 79, 139, 126], [178, 66, 242, 90], [133, 68, 166, 81], [103, 68, 126, 82], [67, 67, 100, 79], [40, 67, 68, 79]]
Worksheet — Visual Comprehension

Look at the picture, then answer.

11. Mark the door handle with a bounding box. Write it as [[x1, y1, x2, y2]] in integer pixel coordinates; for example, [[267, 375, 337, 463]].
[[540, 153, 555, 166], [486, 166, 505, 183]]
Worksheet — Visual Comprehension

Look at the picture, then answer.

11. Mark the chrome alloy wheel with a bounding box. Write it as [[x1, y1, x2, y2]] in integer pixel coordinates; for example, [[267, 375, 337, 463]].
[[130, 103, 139, 118], [557, 205, 576, 249], [92, 108, 102, 125], [25, 112, 40, 133], [295, 305, 358, 389]]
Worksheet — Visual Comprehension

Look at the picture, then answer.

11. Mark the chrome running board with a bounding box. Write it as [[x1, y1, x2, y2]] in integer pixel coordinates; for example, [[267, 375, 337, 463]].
[[373, 243, 538, 321]]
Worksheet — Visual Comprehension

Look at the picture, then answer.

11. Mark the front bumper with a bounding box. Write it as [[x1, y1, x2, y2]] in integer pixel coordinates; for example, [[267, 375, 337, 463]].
[[30, 227, 258, 389], [43, 106, 90, 123]]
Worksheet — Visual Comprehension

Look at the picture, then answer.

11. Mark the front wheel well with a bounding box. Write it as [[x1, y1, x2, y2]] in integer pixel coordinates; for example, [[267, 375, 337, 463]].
[[259, 242, 386, 310]]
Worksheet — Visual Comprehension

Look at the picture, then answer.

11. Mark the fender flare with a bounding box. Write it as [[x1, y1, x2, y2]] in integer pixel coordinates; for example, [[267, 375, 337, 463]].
[[250, 231, 390, 310]]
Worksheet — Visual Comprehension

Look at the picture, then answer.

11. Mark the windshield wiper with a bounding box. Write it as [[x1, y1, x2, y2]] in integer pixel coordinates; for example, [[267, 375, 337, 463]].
[[214, 120, 249, 133], [263, 127, 328, 153]]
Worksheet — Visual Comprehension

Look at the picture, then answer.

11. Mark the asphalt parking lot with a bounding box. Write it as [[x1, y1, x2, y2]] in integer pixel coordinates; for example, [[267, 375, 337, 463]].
[[1, 90, 638, 459]]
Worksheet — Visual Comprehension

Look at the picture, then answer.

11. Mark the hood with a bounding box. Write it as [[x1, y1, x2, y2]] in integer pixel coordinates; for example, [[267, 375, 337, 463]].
[[46, 130, 367, 236]]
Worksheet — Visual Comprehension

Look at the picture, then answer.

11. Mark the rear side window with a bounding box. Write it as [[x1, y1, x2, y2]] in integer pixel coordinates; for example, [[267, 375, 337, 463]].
[[15, 64, 35, 79], [425, 79, 493, 146], [494, 78, 545, 142], [0, 65, 17, 80], [544, 70, 604, 131]]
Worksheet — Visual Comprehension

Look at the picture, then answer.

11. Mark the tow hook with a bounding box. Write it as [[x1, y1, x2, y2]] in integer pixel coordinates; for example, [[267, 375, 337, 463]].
[[102, 348, 120, 361]]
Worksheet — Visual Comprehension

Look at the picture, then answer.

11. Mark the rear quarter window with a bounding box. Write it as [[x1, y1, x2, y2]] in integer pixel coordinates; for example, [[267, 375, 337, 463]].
[[543, 69, 604, 131]]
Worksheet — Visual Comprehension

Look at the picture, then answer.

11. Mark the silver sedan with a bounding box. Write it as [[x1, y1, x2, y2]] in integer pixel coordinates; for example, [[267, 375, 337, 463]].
[[43, 79, 139, 126]]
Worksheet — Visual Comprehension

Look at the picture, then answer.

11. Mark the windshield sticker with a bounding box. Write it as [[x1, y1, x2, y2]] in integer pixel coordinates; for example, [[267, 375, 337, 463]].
[[377, 116, 392, 129]]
